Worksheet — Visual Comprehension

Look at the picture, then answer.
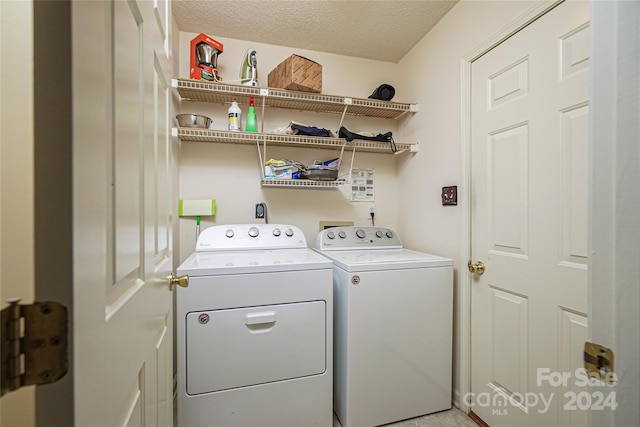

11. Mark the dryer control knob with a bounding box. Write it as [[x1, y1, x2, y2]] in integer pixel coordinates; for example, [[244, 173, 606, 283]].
[[285, 228, 294, 237], [225, 229, 234, 238], [356, 229, 366, 239], [386, 231, 394, 238], [375, 230, 384, 238], [248, 227, 259, 238], [338, 231, 347, 239], [273, 228, 281, 236], [327, 231, 335, 239]]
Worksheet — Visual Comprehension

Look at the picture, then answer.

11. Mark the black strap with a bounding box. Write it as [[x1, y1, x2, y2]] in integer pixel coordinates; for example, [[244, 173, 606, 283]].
[[339, 126, 396, 152]]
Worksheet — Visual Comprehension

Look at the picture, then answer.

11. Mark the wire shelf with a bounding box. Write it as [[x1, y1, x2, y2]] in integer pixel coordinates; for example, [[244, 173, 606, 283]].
[[261, 179, 346, 189], [173, 78, 420, 189], [172, 79, 417, 119], [173, 128, 415, 154]]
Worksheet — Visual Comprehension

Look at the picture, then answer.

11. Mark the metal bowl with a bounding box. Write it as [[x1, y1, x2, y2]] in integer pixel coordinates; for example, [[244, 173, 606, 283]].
[[176, 113, 212, 129]]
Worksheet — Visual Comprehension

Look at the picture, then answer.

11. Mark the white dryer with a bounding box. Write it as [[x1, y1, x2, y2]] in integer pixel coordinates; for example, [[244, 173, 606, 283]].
[[176, 224, 333, 427], [314, 226, 453, 427]]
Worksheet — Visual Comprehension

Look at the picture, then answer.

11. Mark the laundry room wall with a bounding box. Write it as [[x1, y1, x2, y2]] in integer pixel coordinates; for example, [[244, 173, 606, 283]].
[[175, 0, 541, 408], [393, 0, 540, 407], [176, 32, 410, 261]]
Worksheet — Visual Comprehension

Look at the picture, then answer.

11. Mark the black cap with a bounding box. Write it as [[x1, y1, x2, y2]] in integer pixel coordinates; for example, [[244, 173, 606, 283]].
[[368, 84, 395, 101]]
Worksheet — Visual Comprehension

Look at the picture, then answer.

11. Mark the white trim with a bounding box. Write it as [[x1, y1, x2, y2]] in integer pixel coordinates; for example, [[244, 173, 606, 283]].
[[458, 0, 562, 414], [589, 1, 640, 425]]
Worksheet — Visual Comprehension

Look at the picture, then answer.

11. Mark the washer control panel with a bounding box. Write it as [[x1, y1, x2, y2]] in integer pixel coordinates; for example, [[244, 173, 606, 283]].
[[196, 224, 306, 251], [315, 227, 402, 250]]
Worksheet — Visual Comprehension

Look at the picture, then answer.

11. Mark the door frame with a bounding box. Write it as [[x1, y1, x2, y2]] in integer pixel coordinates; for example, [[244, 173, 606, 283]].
[[588, 1, 640, 425], [458, 0, 562, 414]]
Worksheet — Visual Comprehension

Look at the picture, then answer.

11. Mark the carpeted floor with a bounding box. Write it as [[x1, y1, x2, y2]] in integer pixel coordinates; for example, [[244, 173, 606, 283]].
[[333, 408, 478, 427]]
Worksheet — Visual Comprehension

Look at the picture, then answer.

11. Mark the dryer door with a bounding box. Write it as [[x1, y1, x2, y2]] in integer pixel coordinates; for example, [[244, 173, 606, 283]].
[[186, 301, 326, 395]]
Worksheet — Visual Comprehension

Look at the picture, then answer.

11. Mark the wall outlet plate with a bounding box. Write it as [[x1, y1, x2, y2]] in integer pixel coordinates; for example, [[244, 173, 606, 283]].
[[255, 203, 265, 218], [442, 186, 457, 206]]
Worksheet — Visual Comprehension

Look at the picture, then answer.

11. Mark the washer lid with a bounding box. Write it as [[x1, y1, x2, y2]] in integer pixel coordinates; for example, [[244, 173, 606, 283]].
[[178, 248, 332, 276], [314, 248, 453, 272]]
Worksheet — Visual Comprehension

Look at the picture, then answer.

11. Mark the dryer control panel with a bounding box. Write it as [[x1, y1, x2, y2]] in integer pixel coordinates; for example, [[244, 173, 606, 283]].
[[196, 224, 307, 251], [314, 226, 402, 251]]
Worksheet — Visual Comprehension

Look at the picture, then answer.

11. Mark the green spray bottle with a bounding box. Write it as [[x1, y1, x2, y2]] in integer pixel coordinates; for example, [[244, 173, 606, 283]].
[[245, 96, 257, 132]]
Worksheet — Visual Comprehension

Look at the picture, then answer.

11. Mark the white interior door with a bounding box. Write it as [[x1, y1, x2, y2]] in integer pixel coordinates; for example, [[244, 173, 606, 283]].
[[72, 1, 174, 425], [0, 1, 36, 425], [470, 1, 590, 426]]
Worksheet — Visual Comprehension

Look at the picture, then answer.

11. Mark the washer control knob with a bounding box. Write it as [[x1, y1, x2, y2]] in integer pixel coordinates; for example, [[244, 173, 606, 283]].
[[225, 229, 234, 238], [356, 229, 366, 239], [327, 231, 335, 239], [375, 230, 384, 238], [285, 228, 294, 237], [248, 227, 259, 238], [273, 228, 281, 237], [338, 231, 347, 239], [386, 231, 394, 238]]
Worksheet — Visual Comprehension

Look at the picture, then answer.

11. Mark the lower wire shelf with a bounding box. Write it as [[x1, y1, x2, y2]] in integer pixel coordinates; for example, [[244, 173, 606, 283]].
[[261, 179, 347, 189]]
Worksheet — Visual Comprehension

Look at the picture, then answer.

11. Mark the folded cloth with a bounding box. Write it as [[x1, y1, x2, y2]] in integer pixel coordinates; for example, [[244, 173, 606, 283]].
[[291, 123, 331, 137], [264, 159, 292, 172], [271, 121, 336, 137]]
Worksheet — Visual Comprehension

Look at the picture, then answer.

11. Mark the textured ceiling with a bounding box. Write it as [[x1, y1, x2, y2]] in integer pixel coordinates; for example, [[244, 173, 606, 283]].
[[172, 0, 459, 63]]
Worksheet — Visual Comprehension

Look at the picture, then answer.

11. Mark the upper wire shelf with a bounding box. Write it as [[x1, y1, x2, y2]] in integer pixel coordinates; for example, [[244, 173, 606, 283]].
[[172, 79, 418, 120]]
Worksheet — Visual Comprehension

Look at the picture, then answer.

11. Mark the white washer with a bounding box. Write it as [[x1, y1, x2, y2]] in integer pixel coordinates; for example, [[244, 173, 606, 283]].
[[314, 226, 453, 427], [176, 224, 333, 427]]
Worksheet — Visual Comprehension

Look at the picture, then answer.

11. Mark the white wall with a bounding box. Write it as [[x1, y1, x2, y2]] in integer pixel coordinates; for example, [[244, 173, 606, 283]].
[[176, 0, 554, 408], [177, 32, 407, 261], [394, 0, 539, 405]]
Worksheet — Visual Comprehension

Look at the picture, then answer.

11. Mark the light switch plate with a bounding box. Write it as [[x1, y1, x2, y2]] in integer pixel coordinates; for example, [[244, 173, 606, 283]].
[[442, 186, 457, 206]]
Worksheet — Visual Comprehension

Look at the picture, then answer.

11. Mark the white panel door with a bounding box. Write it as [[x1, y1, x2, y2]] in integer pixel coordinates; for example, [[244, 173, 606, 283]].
[[470, 1, 591, 426], [72, 1, 174, 426], [0, 2, 36, 425]]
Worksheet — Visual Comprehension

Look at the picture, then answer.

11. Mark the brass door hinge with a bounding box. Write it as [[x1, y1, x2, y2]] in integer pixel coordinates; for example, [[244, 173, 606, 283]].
[[584, 341, 615, 384], [1, 300, 68, 397]]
